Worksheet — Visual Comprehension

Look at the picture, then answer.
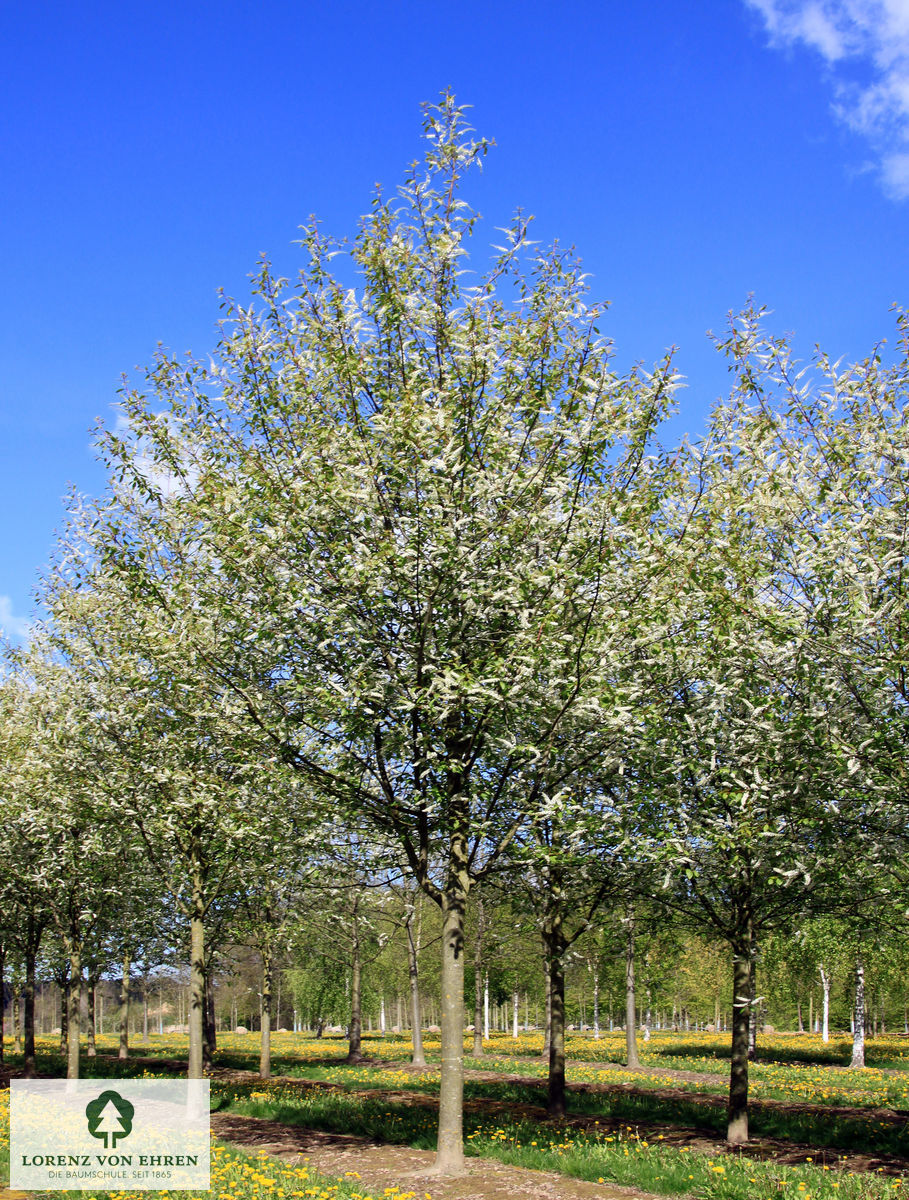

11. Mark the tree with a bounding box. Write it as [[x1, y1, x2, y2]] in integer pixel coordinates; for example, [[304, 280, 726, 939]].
[[91, 94, 683, 1172]]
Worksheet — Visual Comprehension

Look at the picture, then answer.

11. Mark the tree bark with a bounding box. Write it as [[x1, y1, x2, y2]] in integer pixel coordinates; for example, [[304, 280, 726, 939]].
[[433, 825, 469, 1175], [87, 978, 97, 1057], [472, 898, 484, 1057], [728, 940, 752, 1144], [345, 903, 362, 1066], [546, 929, 567, 1117], [260, 939, 273, 1078], [851, 957, 866, 1069], [119, 950, 130, 1060], [66, 940, 81, 1080], [406, 896, 426, 1066], [13, 983, 22, 1056], [625, 910, 640, 1069], [593, 968, 600, 1040], [24, 949, 37, 1077], [820, 966, 830, 1043], [188, 849, 206, 1080]]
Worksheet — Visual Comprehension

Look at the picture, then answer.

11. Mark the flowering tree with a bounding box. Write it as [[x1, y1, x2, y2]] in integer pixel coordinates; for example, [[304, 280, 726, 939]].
[[92, 94, 684, 1172]]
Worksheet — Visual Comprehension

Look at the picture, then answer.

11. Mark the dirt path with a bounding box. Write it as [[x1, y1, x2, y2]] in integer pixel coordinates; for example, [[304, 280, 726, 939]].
[[210, 1112, 654, 1200]]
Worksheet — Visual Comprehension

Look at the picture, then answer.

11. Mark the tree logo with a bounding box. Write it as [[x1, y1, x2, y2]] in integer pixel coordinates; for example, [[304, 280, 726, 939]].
[[85, 1090, 135, 1149]]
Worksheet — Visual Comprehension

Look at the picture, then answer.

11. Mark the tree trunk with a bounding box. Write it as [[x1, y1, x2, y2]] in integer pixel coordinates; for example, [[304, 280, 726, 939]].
[[143, 976, 149, 1042], [87, 979, 97, 1057], [728, 940, 752, 1144], [512, 986, 519, 1039], [819, 967, 831, 1042], [260, 940, 273, 1077], [119, 950, 130, 1060], [625, 910, 640, 1069], [203, 968, 216, 1067], [188, 849, 206, 1080], [544, 892, 567, 1118], [66, 941, 81, 1080], [406, 896, 426, 1066], [24, 950, 37, 1077], [59, 977, 68, 1056], [13, 984, 22, 1055], [434, 864, 468, 1175], [472, 898, 483, 1057], [797, 999, 803, 1033], [543, 952, 552, 1058], [346, 905, 362, 1066], [0, 942, 4, 1068], [594, 964, 602, 1041], [851, 957, 866, 1069], [483, 972, 489, 1041]]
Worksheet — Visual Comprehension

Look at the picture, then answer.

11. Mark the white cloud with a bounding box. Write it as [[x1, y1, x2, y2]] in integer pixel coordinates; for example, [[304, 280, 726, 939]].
[[745, 0, 909, 197], [0, 595, 31, 641]]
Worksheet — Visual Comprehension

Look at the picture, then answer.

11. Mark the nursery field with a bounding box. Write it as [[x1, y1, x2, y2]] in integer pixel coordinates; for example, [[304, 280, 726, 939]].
[[5, 1030, 909, 1200]]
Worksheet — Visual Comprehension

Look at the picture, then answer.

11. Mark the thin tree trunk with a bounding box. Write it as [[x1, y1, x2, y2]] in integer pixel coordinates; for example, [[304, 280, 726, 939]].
[[593, 969, 600, 1039], [434, 852, 468, 1174], [820, 964, 834, 1041], [119, 950, 130, 1060], [472, 898, 483, 1057], [87, 979, 97, 1057], [260, 939, 273, 1077], [512, 986, 519, 1039], [851, 957, 866, 1069], [625, 910, 640, 1069], [406, 896, 426, 1066], [24, 950, 37, 1076], [188, 846, 206, 1080], [483, 972, 489, 1041], [13, 984, 22, 1055], [797, 999, 803, 1033], [542, 952, 552, 1058], [728, 939, 752, 1144], [346, 903, 362, 1066], [545, 909, 567, 1117], [66, 941, 81, 1080]]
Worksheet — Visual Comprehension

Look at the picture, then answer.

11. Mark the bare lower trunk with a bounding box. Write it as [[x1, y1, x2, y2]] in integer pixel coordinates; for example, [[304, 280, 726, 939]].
[[727, 941, 751, 1144], [434, 872, 467, 1174], [188, 851, 205, 1080], [13, 985, 22, 1055], [406, 898, 426, 1066], [593, 970, 600, 1039], [820, 967, 830, 1044], [512, 987, 519, 1039], [546, 917, 567, 1117], [119, 950, 130, 1060], [346, 907, 362, 1066], [66, 941, 81, 1080], [625, 911, 640, 1069], [472, 899, 484, 1057], [87, 980, 97, 1057], [542, 953, 552, 1058], [851, 958, 866, 1069], [260, 942, 273, 1078], [24, 951, 37, 1076]]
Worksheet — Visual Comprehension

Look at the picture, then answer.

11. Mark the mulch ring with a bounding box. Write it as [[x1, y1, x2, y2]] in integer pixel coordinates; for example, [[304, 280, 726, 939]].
[[210, 1112, 654, 1200]]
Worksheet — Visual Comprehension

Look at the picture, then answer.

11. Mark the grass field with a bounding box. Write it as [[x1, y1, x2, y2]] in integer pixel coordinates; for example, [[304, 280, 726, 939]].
[[4, 1030, 909, 1200]]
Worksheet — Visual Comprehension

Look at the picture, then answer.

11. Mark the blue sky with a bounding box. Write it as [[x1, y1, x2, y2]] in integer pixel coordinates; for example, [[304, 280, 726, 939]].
[[2, 0, 908, 638]]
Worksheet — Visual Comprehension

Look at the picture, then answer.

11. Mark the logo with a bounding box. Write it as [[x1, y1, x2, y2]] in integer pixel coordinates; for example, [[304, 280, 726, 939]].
[[85, 1090, 135, 1149]]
